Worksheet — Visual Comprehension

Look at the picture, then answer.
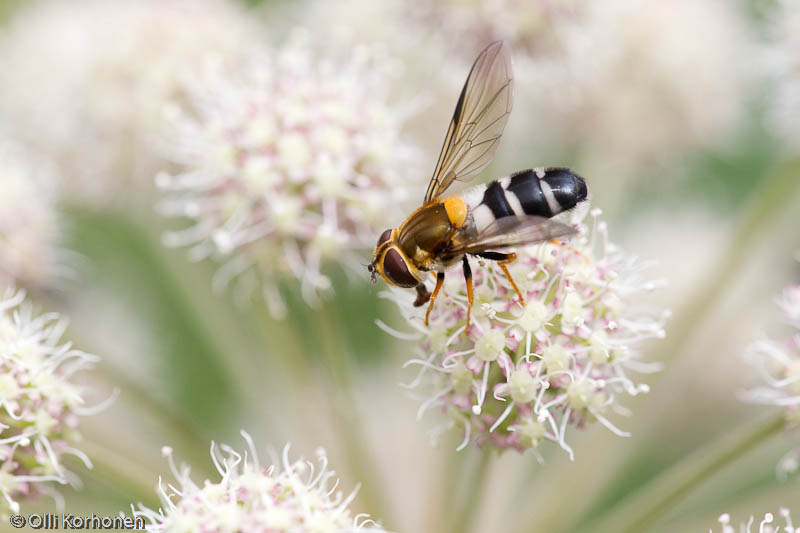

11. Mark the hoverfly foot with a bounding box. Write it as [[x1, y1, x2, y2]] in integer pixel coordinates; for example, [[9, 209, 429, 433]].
[[414, 283, 432, 307]]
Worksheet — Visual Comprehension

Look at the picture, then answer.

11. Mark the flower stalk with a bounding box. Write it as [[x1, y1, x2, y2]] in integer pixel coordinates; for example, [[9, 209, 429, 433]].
[[650, 156, 800, 368], [76, 439, 160, 510], [312, 299, 394, 527], [448, 449, 493, 533], [588, 414, 785, 533]]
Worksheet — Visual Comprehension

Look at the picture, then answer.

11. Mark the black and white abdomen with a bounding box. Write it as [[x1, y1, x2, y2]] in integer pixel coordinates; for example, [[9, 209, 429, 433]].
[[465, 167, 587, 232]]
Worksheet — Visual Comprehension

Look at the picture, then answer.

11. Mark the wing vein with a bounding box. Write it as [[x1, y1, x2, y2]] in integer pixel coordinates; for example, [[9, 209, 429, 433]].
[[423, 41, 514, 203]]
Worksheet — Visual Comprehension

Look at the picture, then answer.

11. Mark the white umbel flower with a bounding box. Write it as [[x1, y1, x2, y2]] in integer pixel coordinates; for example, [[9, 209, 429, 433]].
[[381, 209, 667, 456], [134, 431, 386, 532], [712, 508, 795, 533], [742, 277, 800, 478], [0, 289, 100, 514], [157, 33, 418, 316], [0, 0, 259, 205], [0, 144, 61, 290]]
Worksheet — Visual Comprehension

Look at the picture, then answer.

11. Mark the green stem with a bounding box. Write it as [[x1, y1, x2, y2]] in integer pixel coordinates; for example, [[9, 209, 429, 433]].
[[426, 436, 469, 531], [251, 299, 316, 389], [557, 156, 800, 533], [308, 299, 393, 527], [78, 438, 160, 507], [449, 450, 493, 533], [653, 156, 800, 366], [591, 414, 785, 533], [65, 209, 251, 425], [89, 362, 217, 474]]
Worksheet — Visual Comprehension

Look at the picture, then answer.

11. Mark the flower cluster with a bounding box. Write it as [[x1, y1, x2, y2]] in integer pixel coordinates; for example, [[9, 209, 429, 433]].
[[157, 32, 418, 316], [0, 144, 61, 290], [0, 289, 99, 514], [741, 279, 800, 478], [713, 508, 795, 533], [134, 432, 385, 532], [381, 209, 667, 456], [0, 0, 259, 205]]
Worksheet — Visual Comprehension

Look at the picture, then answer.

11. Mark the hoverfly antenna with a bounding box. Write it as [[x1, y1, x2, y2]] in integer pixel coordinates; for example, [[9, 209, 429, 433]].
[[367, 262, 377, 284]]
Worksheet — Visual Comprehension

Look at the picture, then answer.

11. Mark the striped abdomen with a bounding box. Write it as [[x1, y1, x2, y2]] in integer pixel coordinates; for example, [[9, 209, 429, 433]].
[[468, 168, 587, 232]]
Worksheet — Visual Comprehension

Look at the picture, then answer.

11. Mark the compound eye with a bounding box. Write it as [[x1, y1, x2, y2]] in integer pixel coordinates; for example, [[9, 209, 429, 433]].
[[376, 229, 393, 247], [383, 249, 417, 288]]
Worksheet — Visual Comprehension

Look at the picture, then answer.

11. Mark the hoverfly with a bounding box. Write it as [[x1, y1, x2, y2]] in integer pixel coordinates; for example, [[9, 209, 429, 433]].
[[368, 41, 587, 328]]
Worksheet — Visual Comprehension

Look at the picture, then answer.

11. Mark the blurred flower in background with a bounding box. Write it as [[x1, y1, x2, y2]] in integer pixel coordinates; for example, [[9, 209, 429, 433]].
[[134, 432, 386, 532], [383, 209, 667, 456], [520, 0, 748, 179], [0, 0, 259, 207], [713, 508, 795, 533], [742, 273, 800, 479], [448, 0, 746, 160], [157, 31, 420, 316], [307, 0, 750, 208], [0, 143, 62, 291], [409, 0, 578, 56], [0, 289, 100, 515]]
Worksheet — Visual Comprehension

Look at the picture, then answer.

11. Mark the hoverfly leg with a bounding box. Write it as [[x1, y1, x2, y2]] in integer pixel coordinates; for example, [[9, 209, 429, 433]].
[[498, 253, 525, 305], [414, 283, 432, 307], [424, 272, 446, 327], [477, 251, 525, 305], [462, 256, 474, 330]]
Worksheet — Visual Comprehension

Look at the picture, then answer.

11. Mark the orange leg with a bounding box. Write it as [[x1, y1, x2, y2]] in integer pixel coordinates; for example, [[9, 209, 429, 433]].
[[498, 253, 525, 305], [424, 272, 445, 326], [477, 251, 525, 305], [462, 256, 474, 330]]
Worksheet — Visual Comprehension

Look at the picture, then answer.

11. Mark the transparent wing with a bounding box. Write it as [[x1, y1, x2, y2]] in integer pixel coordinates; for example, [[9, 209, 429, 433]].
[[447, 216, 576, 256], [424, 41, 514, 203]]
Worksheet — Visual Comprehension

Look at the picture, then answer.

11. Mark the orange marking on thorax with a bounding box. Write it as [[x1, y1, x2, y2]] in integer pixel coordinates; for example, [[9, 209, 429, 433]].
[[443, 197, 468, 228]]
